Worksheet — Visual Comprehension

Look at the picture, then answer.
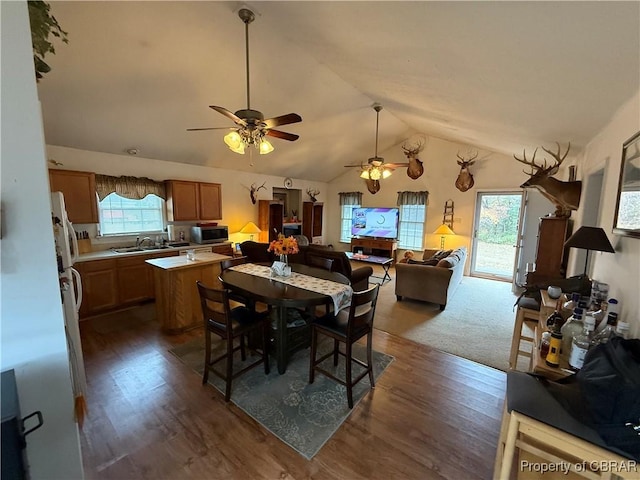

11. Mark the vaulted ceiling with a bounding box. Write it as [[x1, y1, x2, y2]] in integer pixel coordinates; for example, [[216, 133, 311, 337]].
[[36, 1, 640, 183]]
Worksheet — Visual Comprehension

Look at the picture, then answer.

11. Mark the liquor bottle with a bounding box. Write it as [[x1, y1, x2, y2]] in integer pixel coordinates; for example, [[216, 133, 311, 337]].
[[591, 312, 617, 346], [545, 298, 565, 330], [560, 307, 583, 361], [568, 313, 596, 371], [546, 327, 563, 368]]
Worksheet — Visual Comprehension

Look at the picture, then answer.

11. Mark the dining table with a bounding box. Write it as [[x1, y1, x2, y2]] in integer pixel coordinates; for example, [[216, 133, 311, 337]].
[[219, 263, 351, 374]]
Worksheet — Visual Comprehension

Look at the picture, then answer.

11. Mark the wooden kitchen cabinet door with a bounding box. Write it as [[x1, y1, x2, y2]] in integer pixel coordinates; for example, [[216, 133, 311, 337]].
[[49, 169, 98, 224], [198, 182, 222, 220], [76, 259, 118, 316], [166, 180, 199, 221], [116, 256, 154, 304]]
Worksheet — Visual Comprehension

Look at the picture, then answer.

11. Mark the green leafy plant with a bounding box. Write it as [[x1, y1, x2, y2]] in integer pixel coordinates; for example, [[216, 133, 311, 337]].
[[28, 0, 68, 81]]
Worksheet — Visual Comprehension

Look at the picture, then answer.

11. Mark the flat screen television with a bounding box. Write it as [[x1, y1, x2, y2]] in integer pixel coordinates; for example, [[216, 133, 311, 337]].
[[351, 207, 399, 239]]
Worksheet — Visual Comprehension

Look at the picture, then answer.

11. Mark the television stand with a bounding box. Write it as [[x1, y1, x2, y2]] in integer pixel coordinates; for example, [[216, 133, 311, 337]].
[[351, 238, 398, 264]]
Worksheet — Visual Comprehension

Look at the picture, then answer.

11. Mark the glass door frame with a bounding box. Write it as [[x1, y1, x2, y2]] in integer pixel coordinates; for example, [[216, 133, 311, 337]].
[[470, 190, 524, 282]]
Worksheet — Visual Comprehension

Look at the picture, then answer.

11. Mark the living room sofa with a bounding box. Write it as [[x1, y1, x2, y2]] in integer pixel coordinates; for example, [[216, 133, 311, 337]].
[[239, 241, 372, 291], [394, 246, 467, 310]]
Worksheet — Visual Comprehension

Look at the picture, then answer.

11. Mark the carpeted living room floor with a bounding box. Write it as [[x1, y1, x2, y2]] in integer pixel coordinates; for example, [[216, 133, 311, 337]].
[[365, 262, 520, 371]]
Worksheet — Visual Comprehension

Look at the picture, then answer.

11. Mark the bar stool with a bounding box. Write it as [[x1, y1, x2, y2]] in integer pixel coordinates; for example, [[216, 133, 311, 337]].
[[509, 297, 540, 370]]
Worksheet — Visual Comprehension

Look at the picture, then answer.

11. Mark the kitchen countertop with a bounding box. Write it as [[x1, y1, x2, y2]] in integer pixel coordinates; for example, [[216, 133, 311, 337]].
[[145, 252, 231, 271], [76, 242, 231, 263]]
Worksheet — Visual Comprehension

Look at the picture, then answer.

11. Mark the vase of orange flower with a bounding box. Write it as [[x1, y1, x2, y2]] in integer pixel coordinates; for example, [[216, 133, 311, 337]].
[[267, 234, 299, 270]]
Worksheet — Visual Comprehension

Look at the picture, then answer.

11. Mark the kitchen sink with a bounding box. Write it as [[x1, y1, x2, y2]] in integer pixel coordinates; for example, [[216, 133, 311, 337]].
[[113, 245, 173, 253], [113, 247, 144, 253]]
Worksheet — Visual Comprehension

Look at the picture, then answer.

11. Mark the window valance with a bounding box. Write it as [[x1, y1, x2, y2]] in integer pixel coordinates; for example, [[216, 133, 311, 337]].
[[339, 191, 363, 205], [95, 174, 166, 201], [397, 191, 429, 206]]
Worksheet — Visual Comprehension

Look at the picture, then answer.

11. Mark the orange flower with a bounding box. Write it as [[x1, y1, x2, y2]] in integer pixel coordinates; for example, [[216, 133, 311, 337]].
[[267, 234, 299, 255]]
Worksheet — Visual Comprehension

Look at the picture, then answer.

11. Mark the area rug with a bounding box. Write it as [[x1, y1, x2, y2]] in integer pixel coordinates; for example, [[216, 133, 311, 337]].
[[169, 336, 393, 459], [364, 266, 520, 371]]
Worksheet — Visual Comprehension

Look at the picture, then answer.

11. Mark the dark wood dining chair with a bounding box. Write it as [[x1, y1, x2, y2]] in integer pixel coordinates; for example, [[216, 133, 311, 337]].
[[309, 284, 380, 408], [220, 256, 270, 314], [197, 281, 270, 402], [307, 254, 334, 272]]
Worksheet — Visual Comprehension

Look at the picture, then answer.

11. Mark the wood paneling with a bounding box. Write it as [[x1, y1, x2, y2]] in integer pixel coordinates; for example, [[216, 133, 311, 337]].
[[49, 169, 98, 223], [78, 306, 506, 479]]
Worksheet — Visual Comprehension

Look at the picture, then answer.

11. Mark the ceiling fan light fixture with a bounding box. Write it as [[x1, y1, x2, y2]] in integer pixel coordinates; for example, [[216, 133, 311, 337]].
[[382, 168, 393, 179], [224, 130, 246, 154], [259, 138, 274, 155]]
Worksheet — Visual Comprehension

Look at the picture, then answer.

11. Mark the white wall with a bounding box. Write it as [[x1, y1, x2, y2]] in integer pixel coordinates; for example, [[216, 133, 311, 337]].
[[0, 2, 83, 478], [573, 88, 640, 337], [326, 135, 548, 257], [47, 145, 328, 246]]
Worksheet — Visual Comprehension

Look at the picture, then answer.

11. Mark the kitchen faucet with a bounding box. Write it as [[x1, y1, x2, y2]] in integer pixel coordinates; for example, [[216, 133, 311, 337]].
[[136, 236, 154, 248]]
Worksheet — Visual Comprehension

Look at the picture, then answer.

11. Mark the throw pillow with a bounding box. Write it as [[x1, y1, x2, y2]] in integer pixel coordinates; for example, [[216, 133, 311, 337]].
[[429, 249, 452, 261], [408, 258, 438, 266]]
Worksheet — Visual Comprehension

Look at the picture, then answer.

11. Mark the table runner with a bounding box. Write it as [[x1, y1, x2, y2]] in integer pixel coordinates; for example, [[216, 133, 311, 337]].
[[228, 263, 352, 313]]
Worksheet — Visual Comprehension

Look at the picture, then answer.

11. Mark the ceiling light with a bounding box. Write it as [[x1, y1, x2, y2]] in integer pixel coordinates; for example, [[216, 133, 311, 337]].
[[224, 131, 245, 154], [360, 165, 392, 180]]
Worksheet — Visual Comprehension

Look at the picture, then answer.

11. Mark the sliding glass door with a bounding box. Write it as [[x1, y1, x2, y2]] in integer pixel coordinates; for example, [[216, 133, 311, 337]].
[[470, 192, 523, 282]]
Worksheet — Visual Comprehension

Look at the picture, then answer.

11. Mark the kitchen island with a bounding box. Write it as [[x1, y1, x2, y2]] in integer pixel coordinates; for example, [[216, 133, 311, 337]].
[[146, 252, 231, 334]]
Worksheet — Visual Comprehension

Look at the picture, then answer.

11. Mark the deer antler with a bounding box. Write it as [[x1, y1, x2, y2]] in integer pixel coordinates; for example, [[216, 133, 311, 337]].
[[402, 138, 425, 157], [513, 147, 544, 175], [540, 141, 571, 169], [456, 151, 478, 165], [250, 181, 266, 204]]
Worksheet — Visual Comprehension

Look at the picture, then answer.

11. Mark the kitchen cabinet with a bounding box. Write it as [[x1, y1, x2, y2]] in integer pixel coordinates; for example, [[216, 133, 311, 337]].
[[165, 180, 222, 221], [302, 202, 323, 242], [211, 243, 233, 256], [258, 200, 284, 242], [49, 169, 98, 224], [75, 259, 118, 317], [77, 250, 179, 318]]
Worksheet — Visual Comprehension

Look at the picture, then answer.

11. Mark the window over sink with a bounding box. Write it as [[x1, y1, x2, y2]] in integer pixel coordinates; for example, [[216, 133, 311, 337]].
[[98, 193, 165, 235]]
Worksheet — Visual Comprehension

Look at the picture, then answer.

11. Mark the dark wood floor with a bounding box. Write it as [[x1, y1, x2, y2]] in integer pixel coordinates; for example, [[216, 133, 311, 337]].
[[78, 303, 506, 479]]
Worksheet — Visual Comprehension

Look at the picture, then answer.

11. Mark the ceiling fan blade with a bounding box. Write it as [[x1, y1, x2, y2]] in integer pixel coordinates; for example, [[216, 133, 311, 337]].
[[384, 163, 410, 169], [209, 106, 247, 126], [263, 113, 302, 128], [344, 164, 364, 168], [187, 127, 235, 131], [265, 129, 299, 141]]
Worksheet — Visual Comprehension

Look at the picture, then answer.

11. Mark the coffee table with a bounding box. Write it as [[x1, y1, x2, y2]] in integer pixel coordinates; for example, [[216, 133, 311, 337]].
[[345, 252, 393, 284]]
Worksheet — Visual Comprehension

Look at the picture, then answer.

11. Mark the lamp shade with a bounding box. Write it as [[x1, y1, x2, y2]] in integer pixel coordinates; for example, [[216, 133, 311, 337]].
[[564, 226, 615, 253], [433, 224, 455, 236], [240, 221, 262, 235]]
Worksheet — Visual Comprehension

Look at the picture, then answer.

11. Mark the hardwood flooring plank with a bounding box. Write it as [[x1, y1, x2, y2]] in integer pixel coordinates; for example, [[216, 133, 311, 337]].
[[78, 304, 506, 479]]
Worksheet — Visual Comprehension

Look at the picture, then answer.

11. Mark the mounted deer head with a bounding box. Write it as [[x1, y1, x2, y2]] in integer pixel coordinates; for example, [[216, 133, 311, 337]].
[[307, 188, 320, 202], [401, 138, 425, 179], [365, 179, 380, 194], [513, 142, 582, 217], [455, 151, 477, 192], [250, 181, 266, 204]]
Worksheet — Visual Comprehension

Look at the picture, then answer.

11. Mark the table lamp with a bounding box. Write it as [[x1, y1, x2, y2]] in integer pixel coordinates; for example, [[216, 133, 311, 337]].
[[240, 221, 262, 241], [563, 226, 615, 278], [433, 224, 455, 250]]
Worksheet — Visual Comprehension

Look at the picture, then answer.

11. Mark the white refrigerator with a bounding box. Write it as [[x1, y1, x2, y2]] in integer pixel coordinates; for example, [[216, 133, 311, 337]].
[[51, 191, 87, 423]]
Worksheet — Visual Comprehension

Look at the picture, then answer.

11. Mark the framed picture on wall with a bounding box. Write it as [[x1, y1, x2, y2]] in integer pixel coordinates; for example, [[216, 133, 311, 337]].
[[613, 130, 640, 237]]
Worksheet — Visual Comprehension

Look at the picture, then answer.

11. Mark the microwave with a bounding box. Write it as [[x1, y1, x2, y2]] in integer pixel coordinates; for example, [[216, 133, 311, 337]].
[[191, 225, 229, 244]]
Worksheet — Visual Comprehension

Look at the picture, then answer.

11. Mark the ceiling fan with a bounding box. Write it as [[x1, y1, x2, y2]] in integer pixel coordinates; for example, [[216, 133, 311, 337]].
[[344, 104, 409, 193], [187, 8, 302, 155]]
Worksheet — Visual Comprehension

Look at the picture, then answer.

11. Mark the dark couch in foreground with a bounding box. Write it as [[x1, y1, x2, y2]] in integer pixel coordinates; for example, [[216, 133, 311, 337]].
[[239, 241, 372, 291]]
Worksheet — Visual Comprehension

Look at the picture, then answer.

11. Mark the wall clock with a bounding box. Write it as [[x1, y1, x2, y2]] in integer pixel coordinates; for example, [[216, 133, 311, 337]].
[[284, 177, 293, 189]]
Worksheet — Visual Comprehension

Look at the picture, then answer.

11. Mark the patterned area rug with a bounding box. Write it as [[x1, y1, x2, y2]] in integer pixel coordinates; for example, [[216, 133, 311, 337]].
[[169, 336, 393, 459]]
